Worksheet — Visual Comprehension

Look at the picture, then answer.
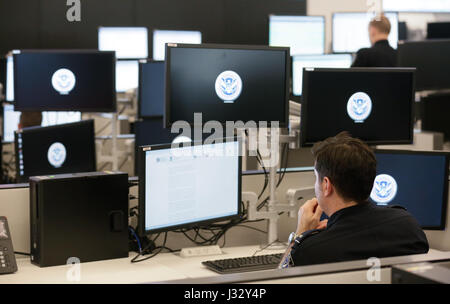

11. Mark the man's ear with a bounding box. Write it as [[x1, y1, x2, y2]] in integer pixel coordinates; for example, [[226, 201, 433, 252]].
[[322, 176, 333, 197]]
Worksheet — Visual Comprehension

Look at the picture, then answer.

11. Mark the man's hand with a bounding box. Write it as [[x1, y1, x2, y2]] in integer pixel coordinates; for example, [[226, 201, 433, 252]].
[[296, 198, 328, 235]]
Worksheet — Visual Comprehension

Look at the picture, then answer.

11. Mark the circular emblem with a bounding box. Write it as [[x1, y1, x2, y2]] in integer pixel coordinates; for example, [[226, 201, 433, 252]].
[[51, 68, 76, 95], [370, 174, 398, 205], [215, 70, 243, 103], [347, 92, 372, 123], [47, 142, 67, 168]]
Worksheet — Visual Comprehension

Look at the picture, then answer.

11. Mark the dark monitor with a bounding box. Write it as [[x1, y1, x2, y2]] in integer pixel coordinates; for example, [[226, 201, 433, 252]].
[[300, 68, 415, 146], [0, 58, 5, 96], [427, 22, 450, 39], [13, 50, 116, 112], [134, 118, 179, 175], [421, 93, 450, 141], [370, 150, 449, 230], [165, 44, 289, 127], [15, 120, 96, 182], [397, 40, 450, 91], [398, 21, 408, 41], [138, 138, 241, 235], [138, 61, 165, 118]]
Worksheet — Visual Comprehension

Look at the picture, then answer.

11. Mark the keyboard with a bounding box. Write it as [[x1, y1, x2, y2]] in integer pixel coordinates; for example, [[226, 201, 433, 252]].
[[202, 253, 283, 274]]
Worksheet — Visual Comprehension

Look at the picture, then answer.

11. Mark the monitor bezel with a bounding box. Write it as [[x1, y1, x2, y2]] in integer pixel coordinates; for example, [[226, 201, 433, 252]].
[[300, 67, 416, 147], [331, 11, 399, 54], [138, 137, 242, 236], [13, 49, 117, 113], [137, 59, 165, 119], [164, 43, 290, 129], [268, 14, 326, 56], [14, 119, 97, 182], [373, 149, 450, 230]]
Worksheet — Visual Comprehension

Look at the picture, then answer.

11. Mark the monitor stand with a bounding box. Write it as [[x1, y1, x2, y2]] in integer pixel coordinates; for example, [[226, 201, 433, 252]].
[[243, 128, 314, 251]]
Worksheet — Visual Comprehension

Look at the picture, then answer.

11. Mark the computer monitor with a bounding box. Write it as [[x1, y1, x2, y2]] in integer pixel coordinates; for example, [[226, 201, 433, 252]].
[[165, 43, 289, 127], [269, 15, 325, 55], [152, 30, 202, 61], [6, 55, 13, 102], [427, 22, 450, 39], [13, 50, 116, 112], [134, 118, 179, 175], [397, 40, 450, 91], [15, 120, 96, 182], [138, 61, 165, 118], [2, 104, 81, 143], [332, 12, 399, 53], [398, 22, 408, 41], [292, 54, 353, 96], [98, 27, 148, 59], [300, 68, 415, 146], [383, 0, 450, 13], [116, 60, 139, 93], [138, 138, 241, 235], [370, 150, 449, 230]]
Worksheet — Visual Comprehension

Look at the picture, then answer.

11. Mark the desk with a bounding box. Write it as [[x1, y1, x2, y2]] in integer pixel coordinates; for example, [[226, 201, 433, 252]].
[[0, 246, 447, 284], [0, 245, 285, 284]]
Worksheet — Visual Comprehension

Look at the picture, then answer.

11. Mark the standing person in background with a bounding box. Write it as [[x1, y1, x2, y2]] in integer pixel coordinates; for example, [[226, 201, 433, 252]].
[[352, 14, 397, 67]]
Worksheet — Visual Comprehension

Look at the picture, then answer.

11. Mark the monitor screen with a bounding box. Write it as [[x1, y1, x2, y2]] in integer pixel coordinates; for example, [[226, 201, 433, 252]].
[[15, 120, 96, 182], [98, 27, 148, 59], [370, 150, 449, 230], [383, 0, 450, 13], [397, 40, 450, 91], [332, 12, 399, 53], [116, 60, 139, 92], [138, 139, 241, 234], [138, 61, 165, 118], [269, 15, 325, 55], [6, 55, 13, 102], [292, 54, 353, 96], [165, 44, 289, 127], [152, 30, 202, 61], [2, 104, 81, 143], [13, 50, 116, 112], [300, 68, 415, 146]]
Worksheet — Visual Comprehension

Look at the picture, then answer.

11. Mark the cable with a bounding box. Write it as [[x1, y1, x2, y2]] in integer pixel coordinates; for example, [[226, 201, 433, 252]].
[[256, 142, 290, 211], [128, 226, 142, 253], [14, 251, 30, 256], [130, 232, 167, 263], [251, 239, 282, 257]]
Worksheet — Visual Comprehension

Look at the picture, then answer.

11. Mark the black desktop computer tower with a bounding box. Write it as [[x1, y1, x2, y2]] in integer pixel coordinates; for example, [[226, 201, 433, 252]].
[[29, 171, 129, 267]]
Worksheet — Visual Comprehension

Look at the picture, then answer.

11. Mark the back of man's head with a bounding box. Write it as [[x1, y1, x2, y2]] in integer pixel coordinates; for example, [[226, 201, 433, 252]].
[[369, 14, 391, 35], [311, 132, 377, 203]]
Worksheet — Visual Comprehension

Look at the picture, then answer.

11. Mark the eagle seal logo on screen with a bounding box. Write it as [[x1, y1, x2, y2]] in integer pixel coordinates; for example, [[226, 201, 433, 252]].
[[51, 68, 76, 95], [215, 70, 243, 103], [347, 92, 372, 123], [47, 142, 67, 168], [370, 174, 398, 205]]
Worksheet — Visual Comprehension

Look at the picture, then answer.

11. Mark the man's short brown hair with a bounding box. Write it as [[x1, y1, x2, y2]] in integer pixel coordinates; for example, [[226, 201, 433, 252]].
[[311, 132, 377, 203], [369, 14, 391, 34]]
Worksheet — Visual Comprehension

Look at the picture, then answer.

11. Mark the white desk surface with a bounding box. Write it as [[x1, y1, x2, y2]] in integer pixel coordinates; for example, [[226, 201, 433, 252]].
[[0, 245, 285, 284]]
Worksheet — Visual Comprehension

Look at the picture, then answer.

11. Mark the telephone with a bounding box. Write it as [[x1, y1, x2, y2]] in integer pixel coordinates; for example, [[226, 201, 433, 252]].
[[0, 216, 18, 274]]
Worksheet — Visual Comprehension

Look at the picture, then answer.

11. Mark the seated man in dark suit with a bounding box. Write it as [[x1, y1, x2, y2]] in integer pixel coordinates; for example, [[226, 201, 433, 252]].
[[279, 132, 429, 268], [352, 14, 397, 67]]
